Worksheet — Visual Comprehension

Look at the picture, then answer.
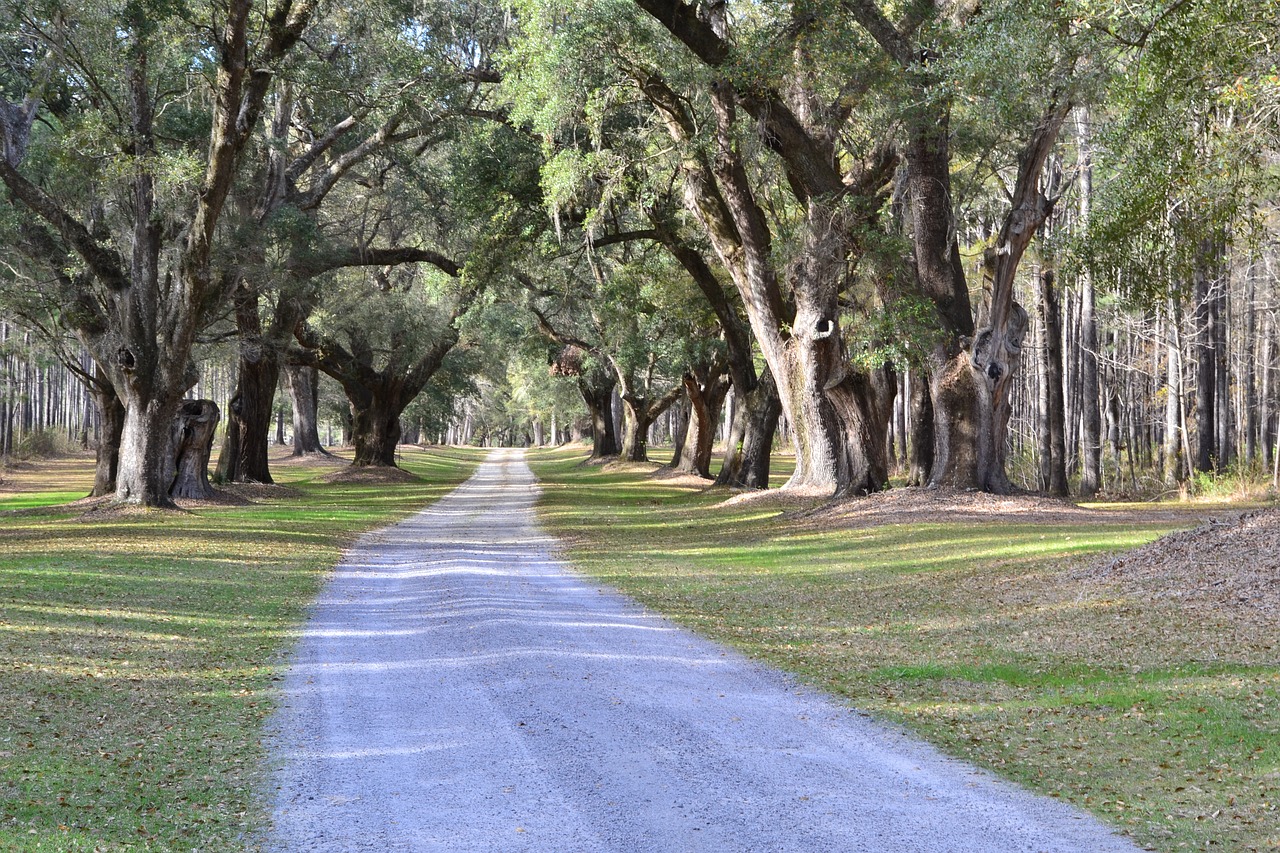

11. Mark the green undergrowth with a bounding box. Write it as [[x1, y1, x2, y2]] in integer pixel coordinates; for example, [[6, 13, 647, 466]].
[[0, 446, 485, 850], [529, 446, 1280, 852]]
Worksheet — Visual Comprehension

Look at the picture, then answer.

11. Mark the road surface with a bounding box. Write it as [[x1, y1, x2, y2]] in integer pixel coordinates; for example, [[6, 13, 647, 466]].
[[264, 449, 1141, 852]]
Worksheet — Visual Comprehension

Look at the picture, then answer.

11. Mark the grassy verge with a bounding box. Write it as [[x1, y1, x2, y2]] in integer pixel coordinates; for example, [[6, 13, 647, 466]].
[[529, 446, 1280, 852], [0, 446, 486, 850]]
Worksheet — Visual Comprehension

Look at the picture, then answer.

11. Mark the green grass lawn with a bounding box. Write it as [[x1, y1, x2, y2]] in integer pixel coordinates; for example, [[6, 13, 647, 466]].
[[0, 446, 486, 850], [528, 446, 1280, 852]]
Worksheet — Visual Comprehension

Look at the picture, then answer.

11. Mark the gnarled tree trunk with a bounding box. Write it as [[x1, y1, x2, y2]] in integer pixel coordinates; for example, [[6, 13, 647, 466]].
[[169, 400, 220, 499], [715, 370, 781, 490], [677, 367, 729, 477], [579, 372, 619, 459], [89, 368, 125, 498]]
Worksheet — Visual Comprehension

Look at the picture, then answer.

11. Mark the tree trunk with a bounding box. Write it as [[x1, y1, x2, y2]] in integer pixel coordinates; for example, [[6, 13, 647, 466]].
[[677, 370, 729, 478], [214, 350, 279, 484], [89, 371, 125, 498], [579, 373, 619, 459], [1245, 265, 1258, 464], [620, 386, 683, 463], [169, 400, 220, 500], [668, 397, 691, 467], [1077, 111, 1102, 496], [350, 390, 404, 467], [1037, 269, 1068, 495], [907, 369, 934, 487], [1164, 296, 1185, 485], [716, 369, 781, 490], [285, 364, 326, 455], [115, 384, 184, 507], [1194, 242, 1218, 472], [1213, 251, 1231, 468]]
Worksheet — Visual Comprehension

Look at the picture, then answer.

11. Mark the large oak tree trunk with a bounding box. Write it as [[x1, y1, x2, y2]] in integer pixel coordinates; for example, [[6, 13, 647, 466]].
[[115, 386, 184, 508], [215, 355, 279, 484], [285, 364, 326, 455], [351, 392, 403, 467], [677, 369, 729, 478], [716, 370, 781, 489], [619, 384, 683, 463], [579, 373, 619, 459], [215, 280, 281, 484], [169, 400, 220, 499], [89, 369, 125, 498]]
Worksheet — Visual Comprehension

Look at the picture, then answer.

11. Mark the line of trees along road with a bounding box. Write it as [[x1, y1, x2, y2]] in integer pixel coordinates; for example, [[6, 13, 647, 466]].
[[1, 0, 1277, 505]]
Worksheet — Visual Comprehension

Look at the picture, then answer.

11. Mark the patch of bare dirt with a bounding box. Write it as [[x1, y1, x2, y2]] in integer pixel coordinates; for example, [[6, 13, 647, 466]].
[[783, 486, 1207, 529], [272, 451, 348, 467], [220, 482, 304, 500], [1079, 508, 1280, 624], [648, 466, 715, 489], [68, 487, 265, 520], [322, 466, 422, 485]]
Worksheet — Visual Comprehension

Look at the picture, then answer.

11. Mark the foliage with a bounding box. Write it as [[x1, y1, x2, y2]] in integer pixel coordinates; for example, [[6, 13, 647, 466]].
[[1070, 0, 1280, 303]]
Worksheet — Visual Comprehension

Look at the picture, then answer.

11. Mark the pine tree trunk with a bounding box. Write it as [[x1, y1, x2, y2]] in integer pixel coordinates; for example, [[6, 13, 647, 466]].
[[1195, 242, 1218, 472], [1245, 267, 1258, 464], [1164, 296, 1185, 485], [1037, 269, 1068, 496], [1077, 111, 1103, 496]]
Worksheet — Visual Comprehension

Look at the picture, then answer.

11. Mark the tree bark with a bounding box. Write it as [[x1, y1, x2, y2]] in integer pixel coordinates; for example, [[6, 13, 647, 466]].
[[89, 368, 125, 498], [620, 383, 684, 463], [1194, 241, 1218, 472], [214, 334, 280, 483], [579, 372, 619, 459], [169, 400, 220, 500], [285, 364, 326, 454], [1164, 296, 1185, 485], [907, 369, 934, 487], [716, 369, 781, 489], [1037, 269, 1068, 495], [677, 368, 729, 478], [350, 388, 403, 467]]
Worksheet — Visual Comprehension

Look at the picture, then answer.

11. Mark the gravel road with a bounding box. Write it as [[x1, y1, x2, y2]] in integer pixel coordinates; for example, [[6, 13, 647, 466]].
[[264, 449, 1142, 852]]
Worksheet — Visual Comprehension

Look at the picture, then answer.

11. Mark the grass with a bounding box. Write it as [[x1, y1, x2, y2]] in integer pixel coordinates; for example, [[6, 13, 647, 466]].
[[0, 446, 486, 851], [529, 445, 1280, 852]]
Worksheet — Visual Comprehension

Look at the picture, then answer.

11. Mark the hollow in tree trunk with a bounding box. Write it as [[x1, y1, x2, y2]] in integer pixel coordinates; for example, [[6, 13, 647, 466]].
[[169, 400, 220, 500]]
